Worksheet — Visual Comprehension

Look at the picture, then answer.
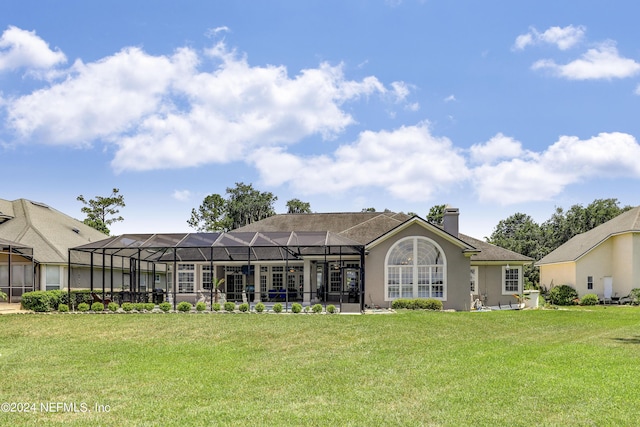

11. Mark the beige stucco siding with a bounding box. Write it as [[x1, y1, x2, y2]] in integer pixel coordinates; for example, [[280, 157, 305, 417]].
[[633, 233, 640, 291], [575, 238, 614, 297], [365, 223, 471, 311], [540, 262, 576, 291]]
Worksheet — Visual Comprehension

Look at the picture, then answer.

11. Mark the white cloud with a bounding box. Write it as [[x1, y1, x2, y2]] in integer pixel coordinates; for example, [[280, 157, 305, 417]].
[[532, 42, 640, 80], [469, 133, 525, 164], [443, 94, 456, 103], [6, 47, 196, 145], [251, 122, 469, 201], [0, 26, 66, 72], [172, 190, 192, 201], [390, 81, 410, 102], [473, 132, 640, 204], [513, 25, 585, 51], [1, 34, 400, 170], [112, 56, 387, 171]]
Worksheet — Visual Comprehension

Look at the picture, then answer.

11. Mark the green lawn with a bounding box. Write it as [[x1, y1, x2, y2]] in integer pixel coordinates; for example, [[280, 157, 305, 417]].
[[1, 307, 640, 426]]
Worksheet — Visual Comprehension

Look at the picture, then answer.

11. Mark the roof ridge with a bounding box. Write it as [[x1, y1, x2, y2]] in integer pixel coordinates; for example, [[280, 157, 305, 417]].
[[21, 199, 68, 262], [338, 212, 403, 235]]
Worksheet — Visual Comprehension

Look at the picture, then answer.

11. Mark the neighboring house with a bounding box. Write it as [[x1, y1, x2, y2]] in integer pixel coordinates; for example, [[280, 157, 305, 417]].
[[0, 198, 112, 302], [537, 206, 640, 301], [71, 209, 530, 311]]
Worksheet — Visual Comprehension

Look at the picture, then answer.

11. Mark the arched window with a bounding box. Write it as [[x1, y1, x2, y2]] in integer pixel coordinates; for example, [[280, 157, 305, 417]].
[[385, 236, 446, 300]]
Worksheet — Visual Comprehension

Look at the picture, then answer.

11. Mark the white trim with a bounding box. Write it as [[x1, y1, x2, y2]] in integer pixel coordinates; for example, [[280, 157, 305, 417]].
[[384, 235, 447, 301], [501, 265, 522, 295], [368, 216, 477, 252]]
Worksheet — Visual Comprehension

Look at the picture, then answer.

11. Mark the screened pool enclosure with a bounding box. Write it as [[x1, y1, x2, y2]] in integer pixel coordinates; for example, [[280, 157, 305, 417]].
[[1, 238, 35, 303], [69, 231, 366, 311]]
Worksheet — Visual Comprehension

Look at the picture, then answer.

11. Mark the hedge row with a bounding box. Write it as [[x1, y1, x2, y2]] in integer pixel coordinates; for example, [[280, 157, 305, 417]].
[[21, 290, 135, 312], [391, 298, 443, 311]]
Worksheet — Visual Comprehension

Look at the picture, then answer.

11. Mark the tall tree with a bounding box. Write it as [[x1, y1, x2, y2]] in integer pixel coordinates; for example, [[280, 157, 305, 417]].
[[225, 182, 277, 229], [427, 204, 447, 225], [187, 183, 278, 232], [488, 213, 544, 288], [76, 188, 125, 235], [286, 198, 312, 214], [187, 194, 230, 232], [361, 207, 376, 212]]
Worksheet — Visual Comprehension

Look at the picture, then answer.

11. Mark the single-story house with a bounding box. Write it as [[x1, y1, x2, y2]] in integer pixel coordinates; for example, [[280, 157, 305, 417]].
[[0, 198, 122, 302], [70, 208, 533, 311], [537, 206, 640, 302]]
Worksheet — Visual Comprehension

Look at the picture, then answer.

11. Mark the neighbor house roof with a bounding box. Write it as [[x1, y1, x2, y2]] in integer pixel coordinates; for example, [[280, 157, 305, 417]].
[[0, 198, 108, 264], [537, 206, 640, 265], [236, 212, 533, 262]]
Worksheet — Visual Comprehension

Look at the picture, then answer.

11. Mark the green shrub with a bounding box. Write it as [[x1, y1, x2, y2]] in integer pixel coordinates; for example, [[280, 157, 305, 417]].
[[91, 302, 104, 312], [20, 291, 52, 312], [196, 301, 207, 312], [423, 298, 443, 311], [391, 299, 410, 310], [326, 304, 336, 314], [0, 290, 6, 301], [108, 302, 119, 312], [133, 302, 145, 311], [580, 294, 599, 306], [177, 301, 192, 312], [77, 302, 90, 312], [159, 302, 172, 312], [238, 302, 249, 312], [121, 302, 134, 312], [224, 302, 236, 312], [628, 288, 640, 305], [548, 285, 579, 306], [273, 303, 283, 313], [212, 302, 221, 312], [312, 303, 323, 313], [47, 290, 64, 310], [303, 305, 310, 313], [58, 303, 69, 313], [144, 302, 155, 311], [254, 302, 265, 313], [291, 303, 302, 313]]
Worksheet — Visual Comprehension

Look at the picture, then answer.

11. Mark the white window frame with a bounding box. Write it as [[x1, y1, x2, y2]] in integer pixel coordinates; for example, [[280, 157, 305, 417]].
[[177, 263, 195, 293], [470, 266, 478, 294], [587, 276, 593, 290], [384, 236, 447, 301], [202, 265, 213, 290], [45, 265, 61, 291], [502, 265, 522, 295]]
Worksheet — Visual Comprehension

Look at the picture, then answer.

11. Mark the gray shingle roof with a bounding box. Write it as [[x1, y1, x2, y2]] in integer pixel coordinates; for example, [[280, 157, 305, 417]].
[[0, 198, 108, 264], [537, 206, 640, 265], [237, 212, 532, 262]]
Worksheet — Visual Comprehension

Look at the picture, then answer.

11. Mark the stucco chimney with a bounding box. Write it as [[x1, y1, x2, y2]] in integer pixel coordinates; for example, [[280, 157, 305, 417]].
[[442, 207, 459, 237]]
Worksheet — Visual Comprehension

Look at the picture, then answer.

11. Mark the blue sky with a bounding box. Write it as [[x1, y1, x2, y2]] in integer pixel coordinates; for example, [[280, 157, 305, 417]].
[[1, 0, 640, 239]]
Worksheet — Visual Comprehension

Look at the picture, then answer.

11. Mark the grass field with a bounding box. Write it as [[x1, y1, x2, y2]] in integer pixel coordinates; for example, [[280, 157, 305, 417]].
[[1, 307, 640, 426]]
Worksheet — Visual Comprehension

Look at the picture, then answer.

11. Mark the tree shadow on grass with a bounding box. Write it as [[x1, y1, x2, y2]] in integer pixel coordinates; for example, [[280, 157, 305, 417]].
[[612, 336, 640, 344]]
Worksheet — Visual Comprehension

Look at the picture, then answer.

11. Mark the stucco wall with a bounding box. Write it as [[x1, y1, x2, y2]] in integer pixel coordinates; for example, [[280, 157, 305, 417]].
[[611, 234, 633, 296], [540, 262, 576, 291], [475, 264, 524, 308], [364, 223, 471, 311], [575, 238, 613, 297]]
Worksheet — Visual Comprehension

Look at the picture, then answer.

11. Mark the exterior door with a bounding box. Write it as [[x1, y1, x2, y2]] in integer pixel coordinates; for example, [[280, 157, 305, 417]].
[[604, 276, 613, 302], [226, 273, 244, 302]]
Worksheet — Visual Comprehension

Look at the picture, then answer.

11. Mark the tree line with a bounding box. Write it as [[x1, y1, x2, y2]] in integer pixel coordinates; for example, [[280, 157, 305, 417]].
[[486, 198, 632, 287]]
